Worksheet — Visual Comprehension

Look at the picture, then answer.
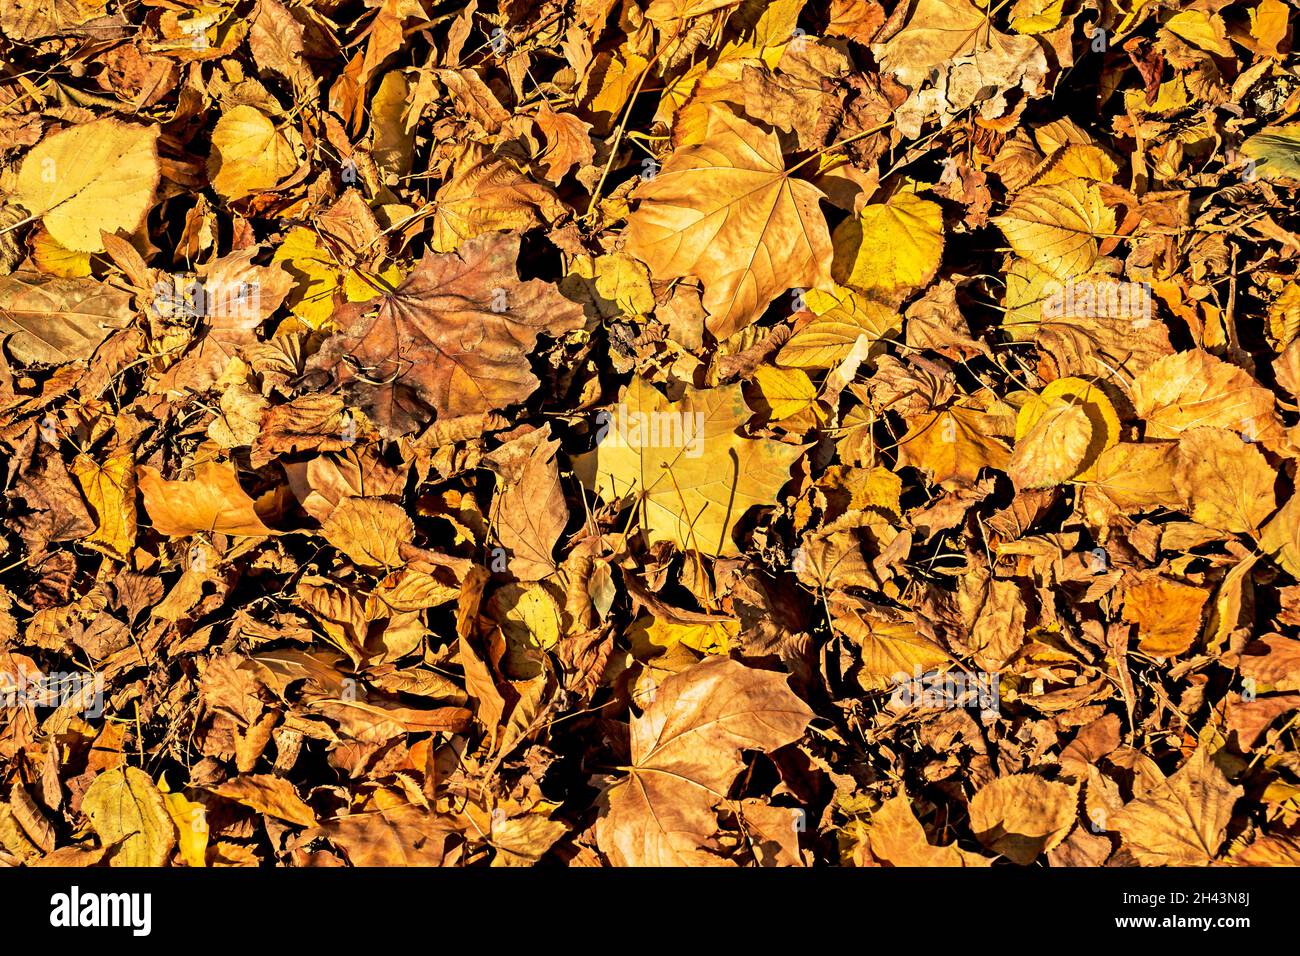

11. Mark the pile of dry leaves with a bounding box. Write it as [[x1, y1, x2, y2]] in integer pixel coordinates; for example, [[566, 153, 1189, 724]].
[[0, 0, 1298, 868]]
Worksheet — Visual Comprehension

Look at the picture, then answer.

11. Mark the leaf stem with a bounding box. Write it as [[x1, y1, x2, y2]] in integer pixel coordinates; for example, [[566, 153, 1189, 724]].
[[583, 38, 671, 222], [784, 120, 894, 177], [0, 210, 39, 236]]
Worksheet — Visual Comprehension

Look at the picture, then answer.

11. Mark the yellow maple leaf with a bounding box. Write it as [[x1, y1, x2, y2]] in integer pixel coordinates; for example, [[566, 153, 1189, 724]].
[[624, 106, 833, 341], [576, 376, 805, 556], [430, 143, 563, 252], [896, 403, 1012, 487], [72, 449, 138, 560]]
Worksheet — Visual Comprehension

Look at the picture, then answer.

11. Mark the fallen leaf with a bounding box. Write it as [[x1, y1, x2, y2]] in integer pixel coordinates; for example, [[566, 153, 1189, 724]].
[[82, 767, 176, 867], [1122, 575, 1210, 658], [312, 232, 584, 435], [1173, 428, 1277, 535], [139, 459, 279, 538], [969, 774, 1077, 864], [832, 191, 943, 305], [1112, 748, 1242, 865], [624, 106, 833, 340], [210, 774, 318, 827], [13, 119, 159, 252], [859, 793, 991, 866], [208, 105, 302, 201], [0, 272, 133, 364], [577, 376, 805, 557], [994, 179, 1116, 281], [596, 657, 812, 866]]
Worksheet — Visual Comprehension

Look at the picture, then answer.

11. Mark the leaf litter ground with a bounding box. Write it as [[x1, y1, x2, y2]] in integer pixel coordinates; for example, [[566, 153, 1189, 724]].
[[0, 0, 1297, 868]]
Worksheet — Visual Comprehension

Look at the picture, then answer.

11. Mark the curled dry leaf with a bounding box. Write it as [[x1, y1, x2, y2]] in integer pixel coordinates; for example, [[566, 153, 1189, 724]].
[[209, 774, 318, 828], [484, 425, 567, 580]]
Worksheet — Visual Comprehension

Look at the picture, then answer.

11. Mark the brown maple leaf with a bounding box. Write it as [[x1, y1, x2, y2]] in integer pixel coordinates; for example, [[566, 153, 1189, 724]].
[[312, 232, 584, 436]]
